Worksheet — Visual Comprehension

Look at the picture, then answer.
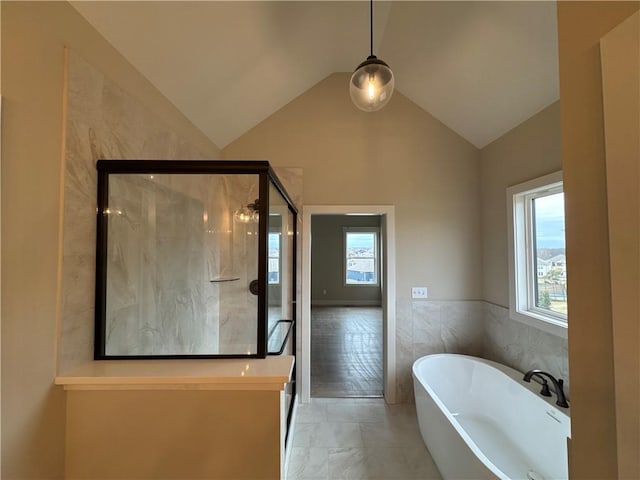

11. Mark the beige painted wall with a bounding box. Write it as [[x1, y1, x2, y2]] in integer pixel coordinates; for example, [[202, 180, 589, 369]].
[[0, 4, 3, 473], [480, 101, 562, 307], [311, 214, 382, 305], [557, 2, 640, 478], [1, 2, 220, 478], [601, 12, 640, 478], [223, 73, 482, 302]]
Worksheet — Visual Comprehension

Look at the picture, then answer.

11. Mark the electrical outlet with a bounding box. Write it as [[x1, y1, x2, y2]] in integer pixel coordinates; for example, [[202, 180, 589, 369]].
[[411, 287, 428, 299]]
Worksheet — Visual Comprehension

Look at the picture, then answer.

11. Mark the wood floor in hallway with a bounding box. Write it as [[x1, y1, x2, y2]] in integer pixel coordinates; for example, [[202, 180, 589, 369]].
[[311, 306, 383, 398]]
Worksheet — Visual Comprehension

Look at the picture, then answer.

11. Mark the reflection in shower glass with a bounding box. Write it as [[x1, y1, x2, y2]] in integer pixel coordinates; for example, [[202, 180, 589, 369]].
[[104, 173, 259, 356], [267, 183, 294, 354], [268, 232, 280, 284]]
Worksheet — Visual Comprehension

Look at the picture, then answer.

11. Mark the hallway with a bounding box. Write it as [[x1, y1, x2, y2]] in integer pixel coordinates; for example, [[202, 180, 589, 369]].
[[311, 307, 383, 398]]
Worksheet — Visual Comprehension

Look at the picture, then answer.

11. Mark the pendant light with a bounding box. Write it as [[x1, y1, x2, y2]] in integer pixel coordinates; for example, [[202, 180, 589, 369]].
[[350, 0, 394, 112]]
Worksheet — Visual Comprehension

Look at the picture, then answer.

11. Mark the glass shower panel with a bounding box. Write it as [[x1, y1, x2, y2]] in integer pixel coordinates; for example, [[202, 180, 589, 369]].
[[216, 174, 260, 355], [267, 183, 294, 354], [284, 208, 295, 325], [103, 172, 260, 356]]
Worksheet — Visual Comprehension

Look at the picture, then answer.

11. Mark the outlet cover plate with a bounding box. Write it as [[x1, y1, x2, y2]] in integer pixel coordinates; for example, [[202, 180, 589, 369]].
[[412, 287, 428, 299]]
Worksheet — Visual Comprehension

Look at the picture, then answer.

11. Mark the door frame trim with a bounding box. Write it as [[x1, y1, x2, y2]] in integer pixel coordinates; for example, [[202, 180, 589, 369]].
[[300, 205, 396, 403]]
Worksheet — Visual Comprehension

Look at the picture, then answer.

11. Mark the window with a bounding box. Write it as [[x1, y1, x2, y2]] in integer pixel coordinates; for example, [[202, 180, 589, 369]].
[[268, 232, 280, 284], [507, 171, 567, 336], [344, 228, 379, 285]]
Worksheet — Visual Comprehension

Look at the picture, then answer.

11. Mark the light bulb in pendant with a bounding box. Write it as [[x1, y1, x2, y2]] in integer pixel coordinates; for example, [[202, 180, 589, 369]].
[[368, 76, 376, 100]]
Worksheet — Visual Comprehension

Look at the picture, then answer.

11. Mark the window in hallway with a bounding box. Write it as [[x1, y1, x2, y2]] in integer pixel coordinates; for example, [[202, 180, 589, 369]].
[[344, 229, 379, 285]]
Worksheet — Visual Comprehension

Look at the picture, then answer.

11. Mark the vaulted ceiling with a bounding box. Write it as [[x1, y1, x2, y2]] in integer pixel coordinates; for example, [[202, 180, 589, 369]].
[[71, 1, 559, 149]]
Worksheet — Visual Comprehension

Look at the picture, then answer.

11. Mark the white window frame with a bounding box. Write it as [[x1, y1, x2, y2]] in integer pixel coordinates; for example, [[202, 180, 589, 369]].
[[343, 227, 380, 287], [507, 171, 568, 338]]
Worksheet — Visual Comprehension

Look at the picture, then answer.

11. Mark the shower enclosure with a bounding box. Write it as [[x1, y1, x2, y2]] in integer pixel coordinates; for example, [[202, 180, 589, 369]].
[[94, 160, 297, 360]]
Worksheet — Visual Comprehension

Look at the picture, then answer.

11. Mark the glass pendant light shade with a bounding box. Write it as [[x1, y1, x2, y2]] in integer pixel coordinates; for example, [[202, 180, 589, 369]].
[[350, 55, 395, 112], [350, 0, 394, 112]]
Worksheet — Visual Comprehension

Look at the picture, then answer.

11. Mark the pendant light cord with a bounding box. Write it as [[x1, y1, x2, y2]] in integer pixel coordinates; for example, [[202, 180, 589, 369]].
[[370, 0, 374, 57]]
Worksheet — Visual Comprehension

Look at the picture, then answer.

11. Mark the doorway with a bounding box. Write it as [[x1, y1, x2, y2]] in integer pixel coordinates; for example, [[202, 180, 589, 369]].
[[310, 215, 383, 397], [300, 205, 396, 404]]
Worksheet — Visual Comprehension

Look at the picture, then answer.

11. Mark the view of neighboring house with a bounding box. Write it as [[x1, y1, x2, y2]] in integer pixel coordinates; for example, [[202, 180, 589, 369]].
[[346, 245, 377, 284], [536, 253, 567, 314], [537, 254, 566, 278], [346, 257, 376, 283]]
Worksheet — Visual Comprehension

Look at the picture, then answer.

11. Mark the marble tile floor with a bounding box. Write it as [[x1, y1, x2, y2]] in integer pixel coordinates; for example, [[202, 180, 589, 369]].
[[311, 307, 383, 397], [286, 398, 442, 480]]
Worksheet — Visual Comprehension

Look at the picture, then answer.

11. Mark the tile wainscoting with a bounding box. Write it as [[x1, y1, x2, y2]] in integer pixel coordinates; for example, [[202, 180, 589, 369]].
[[396, 300, 569, 403], [396, 300, 485, 403], [483, 302, 569, 395]]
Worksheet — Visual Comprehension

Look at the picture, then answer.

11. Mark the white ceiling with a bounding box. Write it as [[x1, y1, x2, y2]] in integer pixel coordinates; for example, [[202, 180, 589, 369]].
[[71, 1, 559, 149]]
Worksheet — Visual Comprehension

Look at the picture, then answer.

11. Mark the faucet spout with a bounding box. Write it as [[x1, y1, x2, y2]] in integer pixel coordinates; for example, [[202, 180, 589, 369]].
[[523, 370, 569, 408]]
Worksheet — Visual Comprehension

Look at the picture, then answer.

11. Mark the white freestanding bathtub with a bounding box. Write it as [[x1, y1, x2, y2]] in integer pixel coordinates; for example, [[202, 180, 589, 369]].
[[413, 354, 570, 480]]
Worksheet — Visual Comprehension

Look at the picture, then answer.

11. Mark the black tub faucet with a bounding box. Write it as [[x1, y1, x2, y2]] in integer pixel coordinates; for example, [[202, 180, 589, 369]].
[[523, 370, 569, 408]]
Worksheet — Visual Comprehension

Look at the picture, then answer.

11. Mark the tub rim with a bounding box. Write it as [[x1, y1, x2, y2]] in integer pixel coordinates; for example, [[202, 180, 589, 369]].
[[412, 354, 570, 419]]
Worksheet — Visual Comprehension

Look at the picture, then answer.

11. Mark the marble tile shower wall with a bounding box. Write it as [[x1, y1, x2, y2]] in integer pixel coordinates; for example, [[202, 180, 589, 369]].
[[395, 300, 569, 403], [60, 50, 305, 371], [210, 174, 260, 354], [60, 51, 217, 372]]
